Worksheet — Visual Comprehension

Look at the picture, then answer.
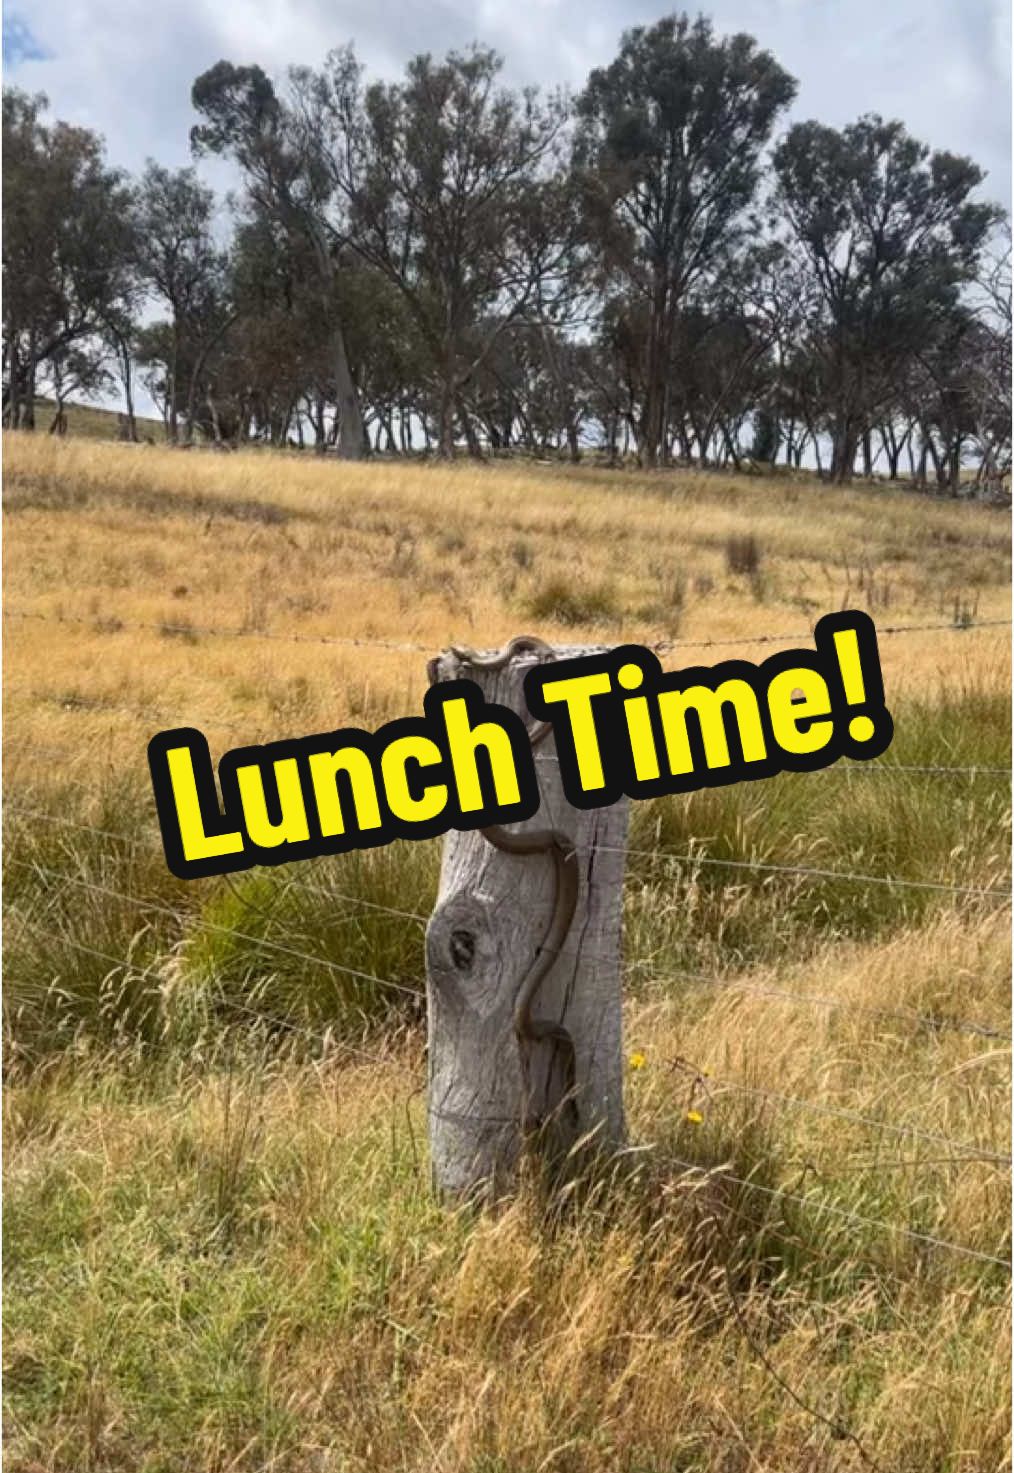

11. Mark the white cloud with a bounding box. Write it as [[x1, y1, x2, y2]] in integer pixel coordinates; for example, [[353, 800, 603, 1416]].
[[7, 0, 1009, 198]]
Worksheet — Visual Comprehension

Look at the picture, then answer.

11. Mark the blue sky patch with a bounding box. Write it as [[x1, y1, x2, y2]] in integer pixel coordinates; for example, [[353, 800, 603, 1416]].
[[3, 13, 51, 67]]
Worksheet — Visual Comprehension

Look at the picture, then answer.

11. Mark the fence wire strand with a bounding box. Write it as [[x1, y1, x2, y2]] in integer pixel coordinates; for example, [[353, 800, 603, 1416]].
[[5, 605, 1011, 658], [11, 909, 987, 1298], [6, 796, 1007, 900], [7, 913, 404, 1072], [3, 607, 431, 654], [662, 1155, 1011, 1270], [7, 715, 1010, 783], [652, 617, 1013, 653], [6, 806, 1010, 1042], [6, 908, 1007, 1274], [7, 859, 424, 1003], [611, 844, 1011, 899]]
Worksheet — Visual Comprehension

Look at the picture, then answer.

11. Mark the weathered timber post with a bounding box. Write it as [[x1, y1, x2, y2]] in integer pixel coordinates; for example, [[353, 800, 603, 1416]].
[[425, 639, 630, 1197]]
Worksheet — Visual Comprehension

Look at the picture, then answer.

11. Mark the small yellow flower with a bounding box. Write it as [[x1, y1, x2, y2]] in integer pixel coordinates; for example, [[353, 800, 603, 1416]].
[[686, 1109, 704, 1125], [628, 1051, 647, 1070]]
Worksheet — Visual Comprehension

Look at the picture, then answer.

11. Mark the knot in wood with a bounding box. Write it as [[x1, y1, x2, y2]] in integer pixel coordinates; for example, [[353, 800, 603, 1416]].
[[449, 928, 476, 973]]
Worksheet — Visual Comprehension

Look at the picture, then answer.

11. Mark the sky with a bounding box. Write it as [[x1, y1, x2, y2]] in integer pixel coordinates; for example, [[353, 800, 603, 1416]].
[[5, 0, 1011, 214]]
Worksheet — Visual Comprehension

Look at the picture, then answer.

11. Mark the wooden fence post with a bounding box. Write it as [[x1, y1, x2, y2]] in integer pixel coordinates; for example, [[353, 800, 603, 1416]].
[[425, 639, 630, 1197]]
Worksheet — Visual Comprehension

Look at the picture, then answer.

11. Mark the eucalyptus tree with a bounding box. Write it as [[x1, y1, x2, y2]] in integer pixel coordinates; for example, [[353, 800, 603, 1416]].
[[290, 44, 572, 457], [574, 14, 795, 467], [965, 225, 1012, 495], [191, 61, 367, 458], [131, 162, 234, 443], [2, 88, 135, 429], [774, 114, 1002, 482]]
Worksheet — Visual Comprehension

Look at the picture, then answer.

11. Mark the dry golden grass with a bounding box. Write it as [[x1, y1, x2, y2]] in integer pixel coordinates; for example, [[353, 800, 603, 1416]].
[[4, 434, 1010, 778], [3, 432, 1011, 1471]]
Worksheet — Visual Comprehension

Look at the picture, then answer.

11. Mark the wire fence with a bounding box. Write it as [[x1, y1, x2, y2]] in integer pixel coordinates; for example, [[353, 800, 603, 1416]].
[[652, 616, 1014, 654], [7, 720, 1011, 784], [11, 915, 1004, 1302], [5, 611, 1012, 1279], [20, 831, 1001, 1158], [8, 858, 422, 1005], [662, 1156, 1011, 1270], [10, 887, 1003, 1162], [2, 607, 432, 654], [5, 604, 1012, 659], [6, 895, 1008, 1273], [607, 844, 1011, 900], [6, 803, 1011, 1043]]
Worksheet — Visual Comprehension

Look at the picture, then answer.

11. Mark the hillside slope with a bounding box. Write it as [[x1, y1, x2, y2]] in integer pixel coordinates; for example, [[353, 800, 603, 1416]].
[[4, 433, 1011, 1472]]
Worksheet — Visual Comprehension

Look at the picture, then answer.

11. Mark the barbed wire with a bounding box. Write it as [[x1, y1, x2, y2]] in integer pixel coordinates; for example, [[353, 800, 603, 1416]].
[[5, 605, 1011, 660], [2, 607, 431, 654], [652, 617, 1012, 654], [6, 570, 1010, 1280]]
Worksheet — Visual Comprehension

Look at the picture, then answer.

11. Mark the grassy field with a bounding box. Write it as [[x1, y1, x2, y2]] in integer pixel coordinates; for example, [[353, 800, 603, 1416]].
[[29, 399, 165, 441], [3, 432, 1012, 1472]]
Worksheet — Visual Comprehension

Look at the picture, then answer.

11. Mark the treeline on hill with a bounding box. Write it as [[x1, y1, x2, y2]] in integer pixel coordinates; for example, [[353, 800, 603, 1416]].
[[3, 13, 1011, 490]]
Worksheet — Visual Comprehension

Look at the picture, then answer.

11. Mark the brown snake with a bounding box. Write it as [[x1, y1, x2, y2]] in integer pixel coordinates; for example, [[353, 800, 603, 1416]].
[[427, 635, 581, 1133]]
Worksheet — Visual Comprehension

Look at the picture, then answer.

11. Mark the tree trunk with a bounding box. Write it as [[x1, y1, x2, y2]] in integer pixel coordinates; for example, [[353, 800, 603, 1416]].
[[20, 333, 37, 428], [437, 370, 456, 459], [119, 338, 138, 442], [924, 431, 944, 489], [457, 394, 482, 458], [565, 420, 580, 464], [831, 418, 858, 483], [168, 321, 180, 444], [332, 321, 366, 461], [7, 339, 21, 429], [719, 419, 742, 473], [205, 389, 224, 444], [425, 641, 630, 1198], [784, 419, 795, 467], [184, 370, 201, 447]]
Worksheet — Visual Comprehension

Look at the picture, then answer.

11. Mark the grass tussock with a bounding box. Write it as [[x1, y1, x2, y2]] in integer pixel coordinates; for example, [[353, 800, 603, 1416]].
[[3, 432, 1011, 1469]]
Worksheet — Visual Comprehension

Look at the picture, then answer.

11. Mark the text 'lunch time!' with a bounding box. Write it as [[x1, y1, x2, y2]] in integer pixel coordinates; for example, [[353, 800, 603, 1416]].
[[147, 611, 893, 880]]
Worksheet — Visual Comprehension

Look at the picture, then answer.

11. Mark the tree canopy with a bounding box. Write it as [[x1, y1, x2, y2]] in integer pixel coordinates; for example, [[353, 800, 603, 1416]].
[[3, 15, 1009, 495]]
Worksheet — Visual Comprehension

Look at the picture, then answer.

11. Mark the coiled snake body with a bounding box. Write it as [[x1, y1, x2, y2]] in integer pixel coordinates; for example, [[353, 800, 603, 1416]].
[[428, 636, 580, 1134]]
